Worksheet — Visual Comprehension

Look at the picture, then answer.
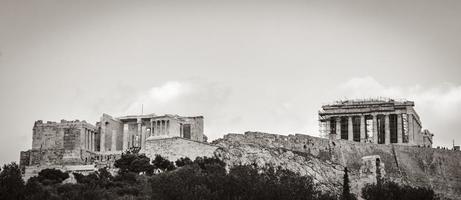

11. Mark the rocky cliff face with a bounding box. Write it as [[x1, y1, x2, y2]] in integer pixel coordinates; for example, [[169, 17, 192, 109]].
[[212, 132, 461, 199]]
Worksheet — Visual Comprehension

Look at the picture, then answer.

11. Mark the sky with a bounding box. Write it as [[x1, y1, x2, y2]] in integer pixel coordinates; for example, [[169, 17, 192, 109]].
[[0, 0, 460, 166]]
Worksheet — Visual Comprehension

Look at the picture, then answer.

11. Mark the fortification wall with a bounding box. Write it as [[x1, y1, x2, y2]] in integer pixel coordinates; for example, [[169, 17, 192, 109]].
[[19, 149, 97, 171], [23, 164, 97, 181], [32, 124, 65, 150], [142, 137, 218, 162], [212, 132, 461, 199]]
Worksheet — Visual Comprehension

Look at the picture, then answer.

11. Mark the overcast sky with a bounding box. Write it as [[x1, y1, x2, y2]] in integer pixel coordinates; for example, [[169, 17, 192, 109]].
[[1, 0, 460, 166]]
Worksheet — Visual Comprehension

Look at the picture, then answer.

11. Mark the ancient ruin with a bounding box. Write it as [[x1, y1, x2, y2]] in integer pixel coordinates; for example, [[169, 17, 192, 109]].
[[319, 98, 433, 147], [20, 113, 206, 179], [98, 113, 206, 152], [17, 99, 461, 199]]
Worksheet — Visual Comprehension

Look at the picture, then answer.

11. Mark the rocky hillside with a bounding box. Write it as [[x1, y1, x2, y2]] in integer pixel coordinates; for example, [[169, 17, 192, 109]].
[[212, 132, 461, 199]]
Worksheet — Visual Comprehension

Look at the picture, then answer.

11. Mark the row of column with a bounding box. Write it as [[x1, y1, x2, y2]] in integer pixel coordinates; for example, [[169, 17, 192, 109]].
[[149, 120, 170, 137], [83, 128, 95, 151], [99, 118, 176, 152], [120, 119, 170, 151], [122, 120, 145, 150], [327, 113, 410, 145]]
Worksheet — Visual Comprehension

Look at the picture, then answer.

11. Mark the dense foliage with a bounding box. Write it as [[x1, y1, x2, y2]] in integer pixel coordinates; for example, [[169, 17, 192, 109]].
[[151, 155, 176, 172], [36, 168, 70, 185], [114, 147, 154, 175], [0, 152, 443, 200], [0, 162, 25, 200], [361, 180, 438, 200], [150, 158, 336, 200]]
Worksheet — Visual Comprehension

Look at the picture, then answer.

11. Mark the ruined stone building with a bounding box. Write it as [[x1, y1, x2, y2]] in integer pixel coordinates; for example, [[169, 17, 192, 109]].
[[20, 113, 206, 179], [98, 113, 206, 152], [32, 120, 97, 152], [319, 98, 433, 147]]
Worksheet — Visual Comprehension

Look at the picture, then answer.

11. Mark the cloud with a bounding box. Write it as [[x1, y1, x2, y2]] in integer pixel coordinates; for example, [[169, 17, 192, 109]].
[[125, 81, 188, 114], [338, 76, 461, 118], [148, 81, 185, 103], [125, 80, 229, 114], [336, 76, 461, 147]]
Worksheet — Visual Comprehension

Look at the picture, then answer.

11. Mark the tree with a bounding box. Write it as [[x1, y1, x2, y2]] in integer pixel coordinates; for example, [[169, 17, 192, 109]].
[[362, 181, 438, 200], [114, 149, 154, 175], [152, 155, 176, 172], [36, 168, 69, 185], [24, 177, 60, 200], [0, 162, 25, 200], [97, 167, 113, 185], [175, 157, 193, 167], [150, 156, 335, 200], [341, 167, 356, 200]]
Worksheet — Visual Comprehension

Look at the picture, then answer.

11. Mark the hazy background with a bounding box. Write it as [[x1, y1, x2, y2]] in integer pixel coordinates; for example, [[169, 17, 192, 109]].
[[1, 0, 460, 166]]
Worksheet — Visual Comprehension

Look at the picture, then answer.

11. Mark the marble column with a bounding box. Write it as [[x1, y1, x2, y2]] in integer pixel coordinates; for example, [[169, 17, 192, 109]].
[[90, 131, 93, 151], [162, 120, 165, 136], [87, 130, 90, 149], [141, 126, 146, 149], [91, 131, 94, 151], [385, 114, 390, 144], [408, 114, 414, 144], [348, 116, 353, 141], [100, 125, 106, 152], [92, 131, 95, 151], [325, 119, 331, 138], [372, 115, 378, 144], [150, 120, 153, 137], [86, 129, 89, 149], [123, 124, 129, 150], [156, 121, 159, 136], [336, 118, 341, 139], [397, 114, 403, 144], [157, 121, 160, 135], [137, 118, 142, 147], [166, 120, 170, 136], [83, 128, 86, 149], [111, 130, 117, 151], [153, 120, 156, 136], [360, 115, 366, 142]]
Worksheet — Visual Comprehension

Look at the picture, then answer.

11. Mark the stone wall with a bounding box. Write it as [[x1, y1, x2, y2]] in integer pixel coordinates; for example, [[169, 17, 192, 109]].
[[63, 127, 81, 150], [212, 132, 461, 199], [99, 114, 124, 151], [32, 122, 64, 150], [181, 116, 205, 142], [19, 149, 97, 173], [142, 137, 218, 162], [32, 120, 96, 151], [23, 164, 97, 181]]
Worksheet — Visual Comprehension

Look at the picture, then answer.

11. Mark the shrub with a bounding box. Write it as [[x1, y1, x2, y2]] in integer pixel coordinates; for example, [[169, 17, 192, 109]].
[[361, 181, 438, 200], [115, 150, 154, 175], [152, 155, 176, 172], [36, 168, 69, 185], [175, 157, 193, 167]]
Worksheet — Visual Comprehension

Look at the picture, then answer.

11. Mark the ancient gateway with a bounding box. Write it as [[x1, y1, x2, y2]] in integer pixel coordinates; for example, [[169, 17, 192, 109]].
[[319, 98, 433, 147], [20, 113, 209, 179]]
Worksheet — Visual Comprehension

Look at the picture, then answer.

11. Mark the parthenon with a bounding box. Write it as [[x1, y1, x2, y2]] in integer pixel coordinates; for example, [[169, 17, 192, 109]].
[[319, 98, 433, 147]]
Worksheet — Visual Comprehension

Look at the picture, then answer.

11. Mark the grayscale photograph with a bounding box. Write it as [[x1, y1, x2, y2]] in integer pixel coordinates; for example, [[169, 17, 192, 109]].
[[0, 1, 460, 200]]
